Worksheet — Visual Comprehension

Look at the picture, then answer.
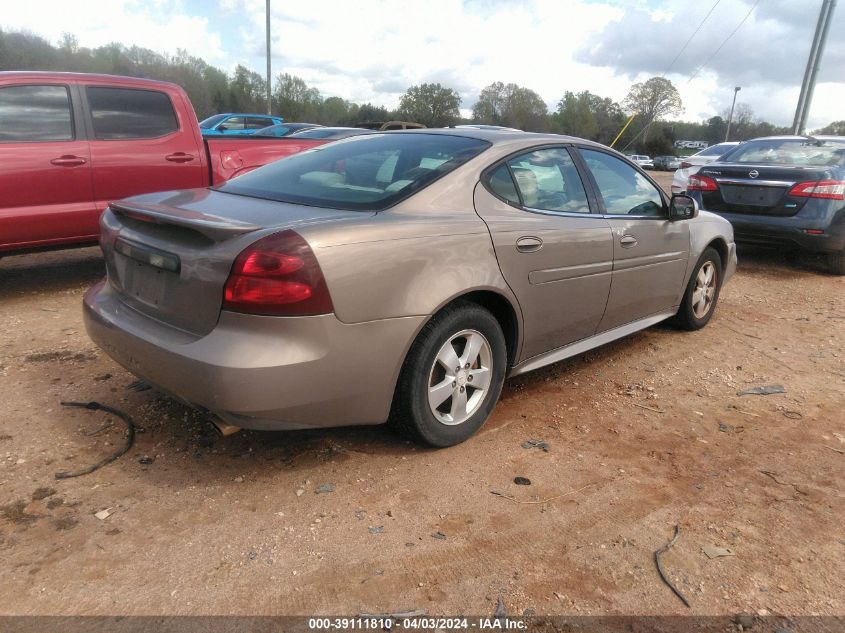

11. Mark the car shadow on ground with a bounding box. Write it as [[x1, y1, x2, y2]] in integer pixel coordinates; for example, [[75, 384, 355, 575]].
[[0, 247, 105, 298], [736, 243, 831, 276]]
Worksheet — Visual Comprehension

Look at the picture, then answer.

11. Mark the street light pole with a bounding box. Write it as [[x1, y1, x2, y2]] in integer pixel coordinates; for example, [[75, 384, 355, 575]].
[[265, 0, 272, 115], [725, 86, 741, 142]]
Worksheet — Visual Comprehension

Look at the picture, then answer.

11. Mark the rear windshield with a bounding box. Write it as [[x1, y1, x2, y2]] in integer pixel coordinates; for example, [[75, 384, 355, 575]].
[[217, 133, 490, 211], [694, 144, 732, 157], [719, 139, 845, 166]]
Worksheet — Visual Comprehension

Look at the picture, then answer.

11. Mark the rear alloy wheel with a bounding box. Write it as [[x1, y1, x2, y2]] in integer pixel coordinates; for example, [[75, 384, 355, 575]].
[[828, 248, 845, 275], [673, 247, 723, 330], [391, 301, 506, 447]]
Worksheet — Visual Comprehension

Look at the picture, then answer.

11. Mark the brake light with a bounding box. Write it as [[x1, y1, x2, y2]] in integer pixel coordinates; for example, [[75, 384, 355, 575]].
[[680, 161, 692, 169], [687, 174, 718, 192], [787, 180, 845, 200], [223, 230, 333, 316]]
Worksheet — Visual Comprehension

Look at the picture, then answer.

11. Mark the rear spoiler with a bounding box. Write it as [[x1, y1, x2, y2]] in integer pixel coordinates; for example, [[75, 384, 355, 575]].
[[110, 202, 260, 242]]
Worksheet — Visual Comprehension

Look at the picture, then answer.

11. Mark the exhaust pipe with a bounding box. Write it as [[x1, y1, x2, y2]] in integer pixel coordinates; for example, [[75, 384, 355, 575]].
[[209, 417, 241, 437]]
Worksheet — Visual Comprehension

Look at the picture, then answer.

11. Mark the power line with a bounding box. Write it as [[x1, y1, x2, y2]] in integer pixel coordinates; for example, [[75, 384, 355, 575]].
[[620, 0, 760, 152], [687, 0, 760, 84], [663, 0, 722, 76]]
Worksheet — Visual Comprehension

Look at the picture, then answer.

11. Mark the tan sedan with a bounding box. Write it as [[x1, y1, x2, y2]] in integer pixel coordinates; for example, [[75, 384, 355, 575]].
[[84, 130, 736, 446]]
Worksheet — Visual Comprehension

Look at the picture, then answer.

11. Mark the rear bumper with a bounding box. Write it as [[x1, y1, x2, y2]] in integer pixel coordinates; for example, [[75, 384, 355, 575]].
[[83, 280, 425, 430], [708, 211, 845, 254]]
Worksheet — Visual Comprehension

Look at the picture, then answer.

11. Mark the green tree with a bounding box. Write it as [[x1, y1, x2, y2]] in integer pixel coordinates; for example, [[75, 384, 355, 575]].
[[397, 82, 461, 127], [318, 96, 353, 125], [472, 81, 548, 131], [623, 76, 683, 141], [552, 91, 599, 139], [273, 73, 322, 121], [814, 120, 845, 135]]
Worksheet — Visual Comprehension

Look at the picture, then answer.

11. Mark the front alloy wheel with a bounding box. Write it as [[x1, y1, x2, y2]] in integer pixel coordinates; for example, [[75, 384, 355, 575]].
[[691, 261, 718, 319]]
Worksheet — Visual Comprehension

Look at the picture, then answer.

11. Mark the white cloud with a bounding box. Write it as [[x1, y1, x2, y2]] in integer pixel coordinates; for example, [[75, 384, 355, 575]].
[[3, 0, 227, 65], [4, 0, 843, 129]]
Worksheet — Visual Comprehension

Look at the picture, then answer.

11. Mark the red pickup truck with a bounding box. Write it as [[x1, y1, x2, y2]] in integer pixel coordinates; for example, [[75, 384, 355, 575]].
[[0, 72, 326, 255]]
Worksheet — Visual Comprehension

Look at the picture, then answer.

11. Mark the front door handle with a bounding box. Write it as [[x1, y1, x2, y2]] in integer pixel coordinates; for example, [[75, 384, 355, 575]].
[[165, 152, 195, 163], [619, 234, 638, 248], [516, 236, 543, 253], [50, 155, 86, 167]]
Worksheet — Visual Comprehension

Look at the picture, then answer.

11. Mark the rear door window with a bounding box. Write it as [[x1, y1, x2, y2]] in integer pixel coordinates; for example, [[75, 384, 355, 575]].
[[0, 85, 74, 142], [246, 117, 271, 129], [86, 87, 178, 139], [500, 147, 590, 213]]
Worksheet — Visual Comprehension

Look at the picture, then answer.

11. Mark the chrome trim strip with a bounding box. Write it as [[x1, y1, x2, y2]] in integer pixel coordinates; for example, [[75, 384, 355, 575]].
[[509, 309, 677, 376]]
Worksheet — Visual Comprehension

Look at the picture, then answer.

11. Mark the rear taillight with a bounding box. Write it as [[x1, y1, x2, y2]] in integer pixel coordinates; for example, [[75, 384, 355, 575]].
[[680, 161, 692, 169], [787, 180, 845, 200], [687, 174, 718, 192], [223, 230, 333, 316]]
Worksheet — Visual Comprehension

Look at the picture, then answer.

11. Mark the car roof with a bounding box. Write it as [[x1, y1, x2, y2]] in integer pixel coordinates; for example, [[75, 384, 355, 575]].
[[214, 112, 278, 118], [387, 127, 609, 148], [0, 70, 181, 91]]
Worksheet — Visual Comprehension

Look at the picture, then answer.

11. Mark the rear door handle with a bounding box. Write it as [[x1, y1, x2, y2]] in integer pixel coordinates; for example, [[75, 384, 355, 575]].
[[165, 152, 195, 163], [516, 236, 543, 253], [619, 235, 638, 248], [50, 155, 86, 167]]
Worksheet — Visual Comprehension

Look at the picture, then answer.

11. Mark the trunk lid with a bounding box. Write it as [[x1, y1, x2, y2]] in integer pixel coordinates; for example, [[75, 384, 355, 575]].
[[697, 163, 834, 216], [100, 188, 363, 336]]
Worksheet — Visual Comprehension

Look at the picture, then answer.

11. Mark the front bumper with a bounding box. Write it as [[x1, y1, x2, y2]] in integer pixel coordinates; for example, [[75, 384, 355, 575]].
[[83, 280, 425, 430]]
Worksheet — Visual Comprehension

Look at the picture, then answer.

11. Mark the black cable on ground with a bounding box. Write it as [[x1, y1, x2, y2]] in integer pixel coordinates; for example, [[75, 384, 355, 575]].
[[54, 401, 136, 479]]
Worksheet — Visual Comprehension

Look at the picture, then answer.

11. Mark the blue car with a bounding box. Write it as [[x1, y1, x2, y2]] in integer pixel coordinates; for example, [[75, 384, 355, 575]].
[[199, 113, 284, 136], [688, 135, 845, 274]]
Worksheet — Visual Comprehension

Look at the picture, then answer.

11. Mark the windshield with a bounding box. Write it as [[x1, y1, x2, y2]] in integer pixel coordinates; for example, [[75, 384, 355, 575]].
[[695, 143, 735, 157], [217, 133, 490, 211], [199, 114, 227, 129], [719, 138, 845, 166]]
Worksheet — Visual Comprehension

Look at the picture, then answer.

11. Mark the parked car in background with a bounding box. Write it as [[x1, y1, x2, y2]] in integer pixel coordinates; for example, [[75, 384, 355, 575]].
[[455, 124, 522, 131], [83, 129, 735, 447], [199, 113, 284, 136], [627, 154, 654, 169], [288, 127, 377, 140], [0, 72, 329, 255], [252, 122, 323, 137], [688, 135, 845, 274], [672, 142, 741, 193], [356, 121, 425, 130], [653, 155, 682, 171]]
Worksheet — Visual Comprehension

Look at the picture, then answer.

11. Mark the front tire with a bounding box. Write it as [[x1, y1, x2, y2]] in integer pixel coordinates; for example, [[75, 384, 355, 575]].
[[673, 247, 723, 330], [390, 301, 507, 447]]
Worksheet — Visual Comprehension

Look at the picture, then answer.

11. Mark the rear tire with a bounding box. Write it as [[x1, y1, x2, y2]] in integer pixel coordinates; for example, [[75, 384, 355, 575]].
[[828, 249, 845, 275], [390, 301, 506, 447], [672, 247, 723, 330]]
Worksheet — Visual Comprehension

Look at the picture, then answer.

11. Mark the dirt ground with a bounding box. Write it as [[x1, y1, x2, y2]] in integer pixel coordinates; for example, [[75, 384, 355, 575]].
[[1, 171, 843, 618]]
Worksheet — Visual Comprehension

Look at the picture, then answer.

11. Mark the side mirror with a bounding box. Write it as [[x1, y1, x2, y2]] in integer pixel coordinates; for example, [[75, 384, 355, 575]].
[[216, 124, 228, 132], [669, 194, 698, 221]]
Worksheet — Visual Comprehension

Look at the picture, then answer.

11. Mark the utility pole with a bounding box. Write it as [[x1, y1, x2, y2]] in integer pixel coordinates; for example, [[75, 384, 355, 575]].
[[725, 86, 741, 142], [265, 0, 272, 115], [793, 0, 836, 134]]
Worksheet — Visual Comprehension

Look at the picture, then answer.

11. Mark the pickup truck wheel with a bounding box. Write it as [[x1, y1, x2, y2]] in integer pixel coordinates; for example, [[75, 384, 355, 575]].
[[828, 248, 845, 275], [672, 247, 722, 331], [390, 301, 506, 447]]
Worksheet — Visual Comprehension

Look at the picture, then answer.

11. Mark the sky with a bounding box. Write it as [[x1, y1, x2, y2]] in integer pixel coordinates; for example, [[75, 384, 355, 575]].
[[4, 0, 844, 130]]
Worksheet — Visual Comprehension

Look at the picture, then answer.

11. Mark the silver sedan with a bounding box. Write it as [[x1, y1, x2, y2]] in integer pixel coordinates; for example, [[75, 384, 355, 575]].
[[84, 130, 736, 446]]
